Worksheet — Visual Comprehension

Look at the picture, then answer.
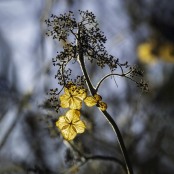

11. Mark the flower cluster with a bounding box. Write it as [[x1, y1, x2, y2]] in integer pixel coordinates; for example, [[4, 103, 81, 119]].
[[56, 83, 107, 141], [45, 10, 130, 74], [56, 110, 86, 141], [59, 83, 87, 110]]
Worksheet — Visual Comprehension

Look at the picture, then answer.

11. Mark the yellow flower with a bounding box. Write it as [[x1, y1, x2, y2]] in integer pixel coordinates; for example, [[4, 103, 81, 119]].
[[137, 42, 174, 64], [137, 42, 157, 64], [56, 109, 86, 141], [84, 94, 107, 111], [60, 83, 87, 110]]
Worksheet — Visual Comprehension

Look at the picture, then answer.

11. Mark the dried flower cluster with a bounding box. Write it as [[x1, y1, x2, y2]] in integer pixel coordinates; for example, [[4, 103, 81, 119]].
[[45, 10, 148, 141]]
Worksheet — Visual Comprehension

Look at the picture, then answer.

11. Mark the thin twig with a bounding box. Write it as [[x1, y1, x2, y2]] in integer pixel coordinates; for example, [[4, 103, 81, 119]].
[[95, 69, 136, 92]]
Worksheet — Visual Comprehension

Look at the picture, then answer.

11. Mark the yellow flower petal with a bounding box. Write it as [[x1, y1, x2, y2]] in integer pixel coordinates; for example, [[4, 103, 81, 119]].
[[61, 125, 77, 141], [64, 87, 71, 95], [60, 94, 71, 108], [73, 120, 86, 133], [94, 94, 102, 102], [69, 97, 82, 110], [75, 88, 87, 100], [99, 101, 107, 111], [69, 85, 77, 94], [84, 96, 97, 107], [56, 116, 69, 130], [66, 109, 80, 123]]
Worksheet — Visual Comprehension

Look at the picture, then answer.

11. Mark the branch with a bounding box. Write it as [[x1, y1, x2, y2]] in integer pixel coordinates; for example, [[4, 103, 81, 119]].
[[77, 26, 96, 95], [76, 27, 134, 174], [65, 141, 126, 172], [95, 69, 135, 92]]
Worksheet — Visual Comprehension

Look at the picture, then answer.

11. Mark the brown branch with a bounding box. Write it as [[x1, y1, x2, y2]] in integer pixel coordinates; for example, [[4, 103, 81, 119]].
[[76, 26, 134, 174]]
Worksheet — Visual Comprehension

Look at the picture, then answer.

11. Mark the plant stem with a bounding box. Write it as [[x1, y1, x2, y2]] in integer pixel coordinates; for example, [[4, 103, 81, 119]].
[[102, 110, 133, 174], [77, 28, 134, 174]]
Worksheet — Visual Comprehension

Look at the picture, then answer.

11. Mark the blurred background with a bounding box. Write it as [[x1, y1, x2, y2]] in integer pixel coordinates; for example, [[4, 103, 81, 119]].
[[0, 0, 174, 174]]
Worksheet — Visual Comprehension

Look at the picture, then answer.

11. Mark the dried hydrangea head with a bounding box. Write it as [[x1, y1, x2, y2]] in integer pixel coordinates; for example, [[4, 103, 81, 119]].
[[56, 109, 86, 141], [60, 83, 87, 110]]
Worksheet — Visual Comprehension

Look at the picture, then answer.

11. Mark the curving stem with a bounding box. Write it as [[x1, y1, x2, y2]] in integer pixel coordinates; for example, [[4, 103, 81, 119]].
[[76, 26, 134, 174]]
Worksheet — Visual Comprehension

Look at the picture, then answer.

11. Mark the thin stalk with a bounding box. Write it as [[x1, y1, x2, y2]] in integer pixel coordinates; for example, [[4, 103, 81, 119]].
[[95, 69, 133, 92]]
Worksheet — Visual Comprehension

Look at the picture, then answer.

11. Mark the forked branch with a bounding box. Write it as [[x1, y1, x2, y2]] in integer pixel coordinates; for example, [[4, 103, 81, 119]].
[[77, 26, 134, 174]]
